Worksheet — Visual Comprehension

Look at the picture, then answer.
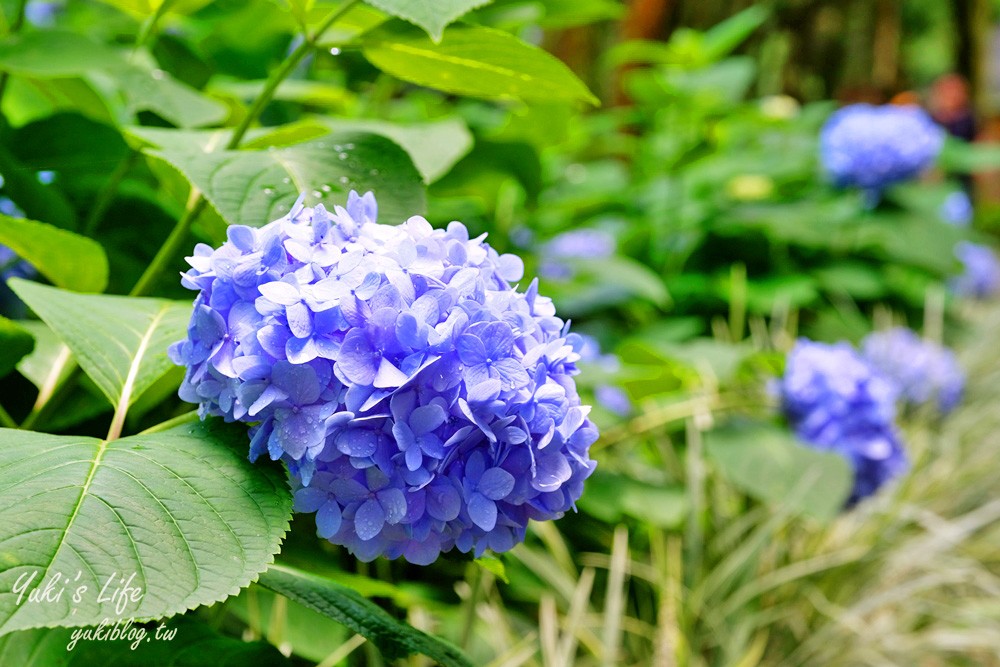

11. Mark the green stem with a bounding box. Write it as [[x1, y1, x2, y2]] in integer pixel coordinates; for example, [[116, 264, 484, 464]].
[[132, 0, 177, 57], [128, 0, 361, 298], [83, 150, 138, 237], [0, 403, 17, 429], [138, 409, 199, 435], [225, 0, 361, 150], [0, 0, 27, 111], [458, 563, 483, 650], [129, 195, 207, 296]]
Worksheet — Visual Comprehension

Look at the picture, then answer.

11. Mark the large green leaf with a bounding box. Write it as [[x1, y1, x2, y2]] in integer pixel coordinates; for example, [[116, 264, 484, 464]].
[[0, 31, 121, 76], [316, 117, 473, 183], [111, 66, 228, 128], [577, 470, 688, 529], [258, 564, 472, 667], [363, 0, 494, 41], [0, 216, 109, 293], [0, 317, 33, 380], [9, 280, 190, 411], [0, 31, 227, 128], [0, 618, 291, 665], [705, 422, 853, 521], [0, 420, 292, 634], [362, 22, 598, 106], [151, 133, 427, 227]]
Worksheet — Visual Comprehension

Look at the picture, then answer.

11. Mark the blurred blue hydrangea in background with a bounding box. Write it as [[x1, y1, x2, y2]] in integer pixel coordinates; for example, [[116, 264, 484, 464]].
[[0, 191, 36, 318], [576, 334, 632, 417], [25, 1, 62, 27], [820, 104, 944, 198], [778, 339, 908, 505], [950, 241, 1000, 299], [862, 328, 964, 415], [171, 191, 598, 564], [940, 190, 973, 227], [538, 228, 615, 279]]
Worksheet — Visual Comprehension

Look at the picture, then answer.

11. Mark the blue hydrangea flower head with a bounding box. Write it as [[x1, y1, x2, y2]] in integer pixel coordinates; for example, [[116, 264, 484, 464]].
[[778, 339, 907, 505], [940, 191, 973, 227], [950, 241, 1000, 299], [820, 104, 944, 195], [861, 328, 964, 415], [170, 191, 598, 564]]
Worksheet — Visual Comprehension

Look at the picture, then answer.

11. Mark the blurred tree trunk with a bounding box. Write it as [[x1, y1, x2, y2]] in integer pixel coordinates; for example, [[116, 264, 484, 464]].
[[952, 0, 991, 110], [872, 0, 900, 90], [613, 0, 676, 105]]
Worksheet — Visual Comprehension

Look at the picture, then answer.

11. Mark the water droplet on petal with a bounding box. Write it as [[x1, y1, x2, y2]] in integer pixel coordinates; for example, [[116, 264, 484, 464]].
[[369, 169, 379, 177], [330, 47, 342, 56], [263, 187, 274, 196], [339, 176, 349, 185], [282, 177, 291, 184], [321, 184, 332, 192], [151, 69, 165, 80], [312, 190, 322, 198], [338, 152, 348, 160], [345, 143, 355, 150], [333, 145, 342, 152]]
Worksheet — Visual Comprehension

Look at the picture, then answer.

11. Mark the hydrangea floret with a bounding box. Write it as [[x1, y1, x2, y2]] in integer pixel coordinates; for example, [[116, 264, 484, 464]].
[[940, 190, 973, 227], [950, 241, 1000, 299], [778, 339, 907, 505], [170, 191, 598, 564], [820, 103, 944, 196], [861, 328, 964, 415]]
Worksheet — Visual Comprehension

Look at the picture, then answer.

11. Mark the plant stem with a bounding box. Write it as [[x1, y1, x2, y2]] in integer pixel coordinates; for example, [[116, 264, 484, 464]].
[[129, 193, 206, 296], [83, 150, 138, 237], [458, 563, 483, 650], [138, 409, 199, 435], [0, 0, 27, 111], [128, 0, 361, 298], [0, 403, 17, 429], [132, 0, 177, 57], [225, 0, 361, 150]]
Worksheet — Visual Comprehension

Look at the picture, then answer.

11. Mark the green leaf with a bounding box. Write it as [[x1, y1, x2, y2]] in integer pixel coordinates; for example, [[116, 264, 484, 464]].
[[14, 321, 70, 391], [151, 133, 426, 227], [577, 470, 688, 529], [701, 5, 769, 61], [0, 420, 292, 634], [362, 22, 598, 106], [227, 586, 349, 662], [474, 555, 509, 583], [363, 0, 495, 41], [0, 618, 291, 665], [111, 66, 228, 128], [8, 280, 190, 411], [0, 32, 227, 128], [258, 564, 473, 667], [0, 31, 121, 77], [316, 117, 473, 183], [548, 256, 670, 316], [705, 421, 853, 521], [938, 137, 1000, 173], [0, 317, 33, 380], [0, 216, 109, 293]]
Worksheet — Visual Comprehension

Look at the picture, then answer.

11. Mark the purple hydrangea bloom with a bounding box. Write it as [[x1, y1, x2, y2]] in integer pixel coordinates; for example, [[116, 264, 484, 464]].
[[539, 229, 615, 280], [940, 191, 973, 227], [778, 340, 908, 505], [820, 104, 944, 195], [25, 1, 61, 27], [171, 191, 598, 564], [950, 241, 1000, 299], [575, 334, 631, 417], [861, 328, 964, 415]]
